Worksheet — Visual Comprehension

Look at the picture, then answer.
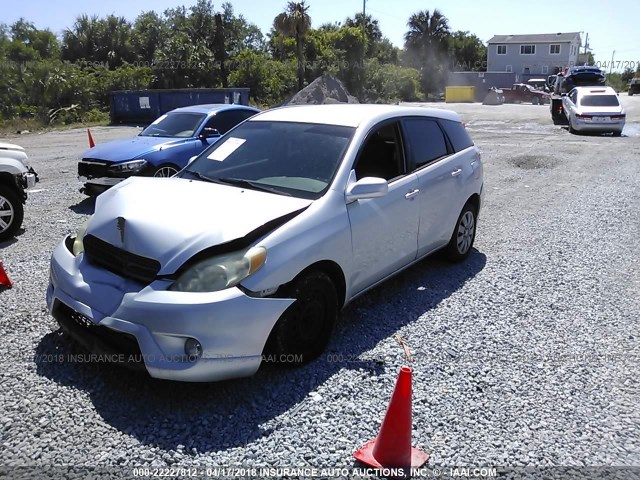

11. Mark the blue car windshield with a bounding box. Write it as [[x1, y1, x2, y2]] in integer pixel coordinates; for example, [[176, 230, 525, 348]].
[[180, 121, 355, 200], [140, 113, 206, 138]]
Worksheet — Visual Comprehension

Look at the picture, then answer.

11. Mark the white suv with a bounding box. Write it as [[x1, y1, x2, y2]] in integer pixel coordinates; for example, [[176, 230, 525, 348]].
[[0, 143, 38, 241]]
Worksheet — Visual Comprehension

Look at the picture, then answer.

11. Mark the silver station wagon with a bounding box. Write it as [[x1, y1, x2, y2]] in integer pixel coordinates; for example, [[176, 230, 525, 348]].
[[47, 104, 484, 382]]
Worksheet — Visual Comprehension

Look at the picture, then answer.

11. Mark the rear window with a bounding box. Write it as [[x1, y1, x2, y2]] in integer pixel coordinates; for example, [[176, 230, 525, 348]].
[[580, 95, 620, 107], [439, 119, 474, 152]]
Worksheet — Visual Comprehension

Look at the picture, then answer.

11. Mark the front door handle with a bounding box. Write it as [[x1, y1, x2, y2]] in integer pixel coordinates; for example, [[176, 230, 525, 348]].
[[405, 189, 420, 199], [451, 168, 463, 177]]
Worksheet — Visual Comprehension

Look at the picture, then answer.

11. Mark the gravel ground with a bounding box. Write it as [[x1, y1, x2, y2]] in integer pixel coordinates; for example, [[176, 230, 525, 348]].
[[0, 98, 639, 479]]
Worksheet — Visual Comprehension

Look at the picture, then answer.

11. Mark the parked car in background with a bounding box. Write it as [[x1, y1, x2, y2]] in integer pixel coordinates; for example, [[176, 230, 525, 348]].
[[48, 104, 484, 382], [0, 143, 38, 241], [501, 83, 550, 105], [562, 86, 625, 136], [527, 78, 549, 92], [628, 77, 640, 96], [78, 104, 260, 195]]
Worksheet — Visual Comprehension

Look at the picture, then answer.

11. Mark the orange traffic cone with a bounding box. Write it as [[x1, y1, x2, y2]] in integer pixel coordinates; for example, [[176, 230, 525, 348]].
[[0, 262, 12, 289], [87, 128, 95, 148], [354, 366, 428, 472]]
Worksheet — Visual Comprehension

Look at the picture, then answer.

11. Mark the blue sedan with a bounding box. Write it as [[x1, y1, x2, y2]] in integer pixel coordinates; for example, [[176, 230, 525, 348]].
[[78, 104, 260, 195]]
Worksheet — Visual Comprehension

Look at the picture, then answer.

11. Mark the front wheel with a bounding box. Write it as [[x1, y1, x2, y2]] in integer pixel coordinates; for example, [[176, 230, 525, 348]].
[[444, 203, 477, 262], [264, 271, 338, 365], [153, 164, 179, 177], [0, 186, 24, 241]]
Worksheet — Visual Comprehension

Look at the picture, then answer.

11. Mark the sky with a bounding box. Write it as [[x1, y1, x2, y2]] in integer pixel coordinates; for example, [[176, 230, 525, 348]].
[[2, 0, 639, 72]]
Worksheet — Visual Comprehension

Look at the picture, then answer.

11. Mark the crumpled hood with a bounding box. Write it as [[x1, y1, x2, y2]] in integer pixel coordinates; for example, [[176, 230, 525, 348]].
[[87, 177, 312, 274], [81, 136, 191, 162]]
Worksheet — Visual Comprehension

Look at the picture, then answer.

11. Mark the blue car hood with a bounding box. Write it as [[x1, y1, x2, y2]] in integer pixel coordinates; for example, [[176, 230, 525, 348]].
[[81, 136, 192, 163]]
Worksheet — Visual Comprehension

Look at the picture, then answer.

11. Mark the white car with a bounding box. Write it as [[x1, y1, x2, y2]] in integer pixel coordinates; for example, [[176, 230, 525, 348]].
[[562, 86, 625, 136], [0, 143, 38, 241], [47, 104, 484, 382]]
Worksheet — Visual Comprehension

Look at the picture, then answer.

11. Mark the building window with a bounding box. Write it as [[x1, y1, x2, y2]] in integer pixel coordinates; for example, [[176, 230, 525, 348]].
[[542, 65, 549, 74], [506, 65, 512, 73], [523, 66, 530, 74], [520, 45, 536, 55], [550, 44, 560, 55], [497, 45, 507, 55]]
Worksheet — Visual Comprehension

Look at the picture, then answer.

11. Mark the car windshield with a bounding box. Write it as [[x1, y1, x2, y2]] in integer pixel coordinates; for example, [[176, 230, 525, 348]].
[[180, 121, 355, 199], [140, 113, 206, 138], [580, 95, 620, 107]]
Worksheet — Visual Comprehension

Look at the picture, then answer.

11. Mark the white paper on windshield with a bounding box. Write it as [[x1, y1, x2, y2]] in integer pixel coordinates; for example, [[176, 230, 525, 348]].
[[208, 137, 246, 161], [151, 114, 167, 125]]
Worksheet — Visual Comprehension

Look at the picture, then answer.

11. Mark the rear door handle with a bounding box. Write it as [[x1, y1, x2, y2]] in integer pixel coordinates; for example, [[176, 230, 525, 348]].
[[451, 168, 463, 177], [405, 189, 420, 199]]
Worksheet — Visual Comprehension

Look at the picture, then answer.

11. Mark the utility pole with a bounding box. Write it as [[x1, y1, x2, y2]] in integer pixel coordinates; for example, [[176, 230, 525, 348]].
[[583, 32, 589, 55], [362, 0, 366, 40], [609, 50, 615, 77], [361, 0, 367, 89]]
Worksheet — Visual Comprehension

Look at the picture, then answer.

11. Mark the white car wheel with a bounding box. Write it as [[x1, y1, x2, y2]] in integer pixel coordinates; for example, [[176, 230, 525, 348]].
[[0, 187, 23, 241]]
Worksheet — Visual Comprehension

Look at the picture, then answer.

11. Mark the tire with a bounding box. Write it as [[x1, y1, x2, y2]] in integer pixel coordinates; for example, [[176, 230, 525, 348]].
[[444, 202, 477, 262], [0, 186, 24, 242], [532, 96, 540, 105], [153, 164, 179, 177], [612, 131, 622, 137], [265, 271, 338, 365]]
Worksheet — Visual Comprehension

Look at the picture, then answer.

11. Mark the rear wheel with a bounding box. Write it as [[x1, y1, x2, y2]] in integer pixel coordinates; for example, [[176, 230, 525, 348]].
[[612, 131, 622, 137], [532, 96, 540, 105], [0, 186, 24, 241], [444, 202, 477, 262], [265, 271, 338, 365]]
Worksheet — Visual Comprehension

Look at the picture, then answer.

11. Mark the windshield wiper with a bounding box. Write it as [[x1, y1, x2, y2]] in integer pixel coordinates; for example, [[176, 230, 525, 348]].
[[183, 169, 219, 183], [215, 177, 291, 196]]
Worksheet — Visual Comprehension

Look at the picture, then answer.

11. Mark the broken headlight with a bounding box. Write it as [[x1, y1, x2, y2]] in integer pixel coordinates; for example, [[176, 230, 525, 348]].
[[71, 219, 90, 256], [169, 246, 267, 293]]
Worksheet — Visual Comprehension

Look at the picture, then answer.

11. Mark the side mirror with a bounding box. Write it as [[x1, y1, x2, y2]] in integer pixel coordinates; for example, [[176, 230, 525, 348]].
[[345, 176, 388, 203], [187, 155, 197, 165], [561, 93, 567, 97], [199, 127, 220, 139]]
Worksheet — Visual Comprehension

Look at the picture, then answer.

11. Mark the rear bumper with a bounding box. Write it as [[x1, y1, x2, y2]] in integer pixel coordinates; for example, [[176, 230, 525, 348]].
[[573, 119, 625, 133]]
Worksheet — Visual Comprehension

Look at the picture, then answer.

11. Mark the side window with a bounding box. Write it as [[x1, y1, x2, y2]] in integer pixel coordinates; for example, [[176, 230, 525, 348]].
[[439, 119, 474, 152], [354, 122, 404, 181], [205, 110, 252, 134], [403, 118, 448, 169]]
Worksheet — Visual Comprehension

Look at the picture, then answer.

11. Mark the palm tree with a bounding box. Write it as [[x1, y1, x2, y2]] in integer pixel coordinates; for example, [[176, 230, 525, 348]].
[[404, 9, 451, 95], [274, 1, 311, 91]]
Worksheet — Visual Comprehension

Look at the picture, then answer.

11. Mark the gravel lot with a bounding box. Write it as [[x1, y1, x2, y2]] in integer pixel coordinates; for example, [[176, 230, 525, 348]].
[[1, 97, 639, 479]]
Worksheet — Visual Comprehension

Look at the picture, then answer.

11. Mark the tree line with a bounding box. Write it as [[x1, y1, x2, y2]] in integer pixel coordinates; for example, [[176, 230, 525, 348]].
[[0, 0, 487, 125]]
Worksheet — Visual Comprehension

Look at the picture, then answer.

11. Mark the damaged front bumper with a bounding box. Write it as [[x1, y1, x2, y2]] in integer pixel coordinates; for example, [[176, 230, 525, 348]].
[[47, 237, 294, 382]]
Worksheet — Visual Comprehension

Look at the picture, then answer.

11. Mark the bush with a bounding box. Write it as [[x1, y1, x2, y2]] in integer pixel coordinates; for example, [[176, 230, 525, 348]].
[[364, 59, 421, 103], [229, 50, 297, 106]]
